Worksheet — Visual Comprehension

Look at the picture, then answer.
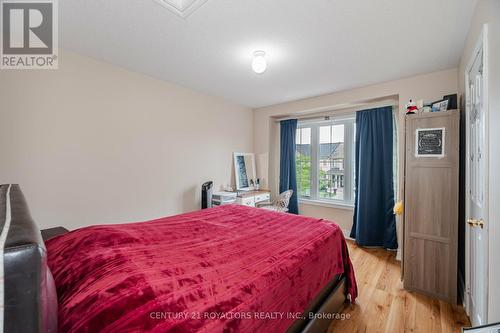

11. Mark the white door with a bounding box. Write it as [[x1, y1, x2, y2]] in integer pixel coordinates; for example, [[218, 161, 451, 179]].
[[465, 42, 488, 326]]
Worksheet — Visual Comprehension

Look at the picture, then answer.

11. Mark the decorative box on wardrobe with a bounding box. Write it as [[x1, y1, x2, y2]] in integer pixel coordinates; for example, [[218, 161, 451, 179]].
[[403, 109, 459, 303]]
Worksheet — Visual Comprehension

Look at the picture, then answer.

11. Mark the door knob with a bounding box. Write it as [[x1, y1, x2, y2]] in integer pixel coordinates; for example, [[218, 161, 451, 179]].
[[467, 218, 484, 229]]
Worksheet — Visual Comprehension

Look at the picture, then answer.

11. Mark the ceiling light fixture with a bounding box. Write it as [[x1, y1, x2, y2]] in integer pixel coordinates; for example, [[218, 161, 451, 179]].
[[252, 51, 267, 74], [154, 0, 209, 18]]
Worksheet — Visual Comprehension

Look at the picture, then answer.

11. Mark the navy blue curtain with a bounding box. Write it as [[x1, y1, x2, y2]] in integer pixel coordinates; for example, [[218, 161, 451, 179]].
[[279, 119, 299, 214], [350, 107, 397, 249]]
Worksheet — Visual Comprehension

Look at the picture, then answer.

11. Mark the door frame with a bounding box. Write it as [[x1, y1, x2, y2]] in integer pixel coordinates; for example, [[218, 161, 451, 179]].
[[464, 24, 489, 323]]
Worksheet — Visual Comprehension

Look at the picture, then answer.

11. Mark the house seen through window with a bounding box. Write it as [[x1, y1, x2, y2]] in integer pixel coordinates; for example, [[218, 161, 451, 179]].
[[296, 115, 355, 205]]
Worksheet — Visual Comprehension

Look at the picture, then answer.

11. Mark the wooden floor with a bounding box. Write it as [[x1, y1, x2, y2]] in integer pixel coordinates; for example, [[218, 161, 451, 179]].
[[328, 241, 470, 333]]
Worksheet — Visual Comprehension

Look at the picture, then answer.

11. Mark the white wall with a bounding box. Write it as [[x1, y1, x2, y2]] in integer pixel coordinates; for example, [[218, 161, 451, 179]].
[[458, 0, 500, 323], [253, 68, 458, 234], [0, 50, 253, 230]]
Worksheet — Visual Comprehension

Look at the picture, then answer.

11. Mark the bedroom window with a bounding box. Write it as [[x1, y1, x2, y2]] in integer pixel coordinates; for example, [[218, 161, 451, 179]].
[[296, 115, 355, 207]]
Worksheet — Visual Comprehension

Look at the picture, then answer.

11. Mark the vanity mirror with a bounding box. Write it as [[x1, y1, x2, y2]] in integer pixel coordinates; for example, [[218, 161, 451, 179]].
[[233, 152, 256, 191]]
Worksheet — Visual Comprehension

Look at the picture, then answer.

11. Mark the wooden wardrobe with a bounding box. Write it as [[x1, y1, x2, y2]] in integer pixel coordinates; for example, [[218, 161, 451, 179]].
[[403, 109, 459, 303]]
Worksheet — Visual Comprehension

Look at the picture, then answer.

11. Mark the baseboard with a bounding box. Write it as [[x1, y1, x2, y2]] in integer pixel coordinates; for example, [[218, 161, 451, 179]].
[[342, 229, 354, 241], [458, 270, 465, 305], [396, 248, 402, 261], [344, 228, 402, 260]]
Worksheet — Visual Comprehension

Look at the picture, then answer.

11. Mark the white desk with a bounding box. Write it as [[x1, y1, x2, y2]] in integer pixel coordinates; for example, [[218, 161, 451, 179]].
[[236, 190, 271, 207]]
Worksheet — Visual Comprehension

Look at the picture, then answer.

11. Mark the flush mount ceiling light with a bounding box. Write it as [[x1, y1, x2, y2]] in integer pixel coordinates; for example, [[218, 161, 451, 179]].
[[154, 0, 209, 18], [252, 51, 267, 74]]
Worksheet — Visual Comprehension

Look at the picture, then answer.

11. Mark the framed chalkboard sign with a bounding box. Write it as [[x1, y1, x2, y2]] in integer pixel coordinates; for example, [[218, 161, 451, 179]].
[[415, 127, 445, 157]]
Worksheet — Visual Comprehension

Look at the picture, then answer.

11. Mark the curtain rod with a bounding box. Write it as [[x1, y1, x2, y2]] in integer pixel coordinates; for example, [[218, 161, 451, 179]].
[[273, 99, 399, 123]]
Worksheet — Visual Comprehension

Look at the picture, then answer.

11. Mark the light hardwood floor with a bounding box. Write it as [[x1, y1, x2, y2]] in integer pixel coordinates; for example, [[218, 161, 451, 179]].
[[328, 241, 470, 333]]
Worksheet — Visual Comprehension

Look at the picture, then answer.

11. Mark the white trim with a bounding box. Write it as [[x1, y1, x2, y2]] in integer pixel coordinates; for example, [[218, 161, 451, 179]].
[[299, 198, 354, 210], [310, 123, 319, 198], [344, 121, 354, 203], [464, 24, 489, 324], [0, 184, 13, 332], [342, 229, 354, 240], [297, 114, 356, 125]]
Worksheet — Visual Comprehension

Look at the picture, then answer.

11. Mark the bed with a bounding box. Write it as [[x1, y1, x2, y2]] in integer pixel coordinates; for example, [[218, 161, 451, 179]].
[[0, 184, 357, 333]]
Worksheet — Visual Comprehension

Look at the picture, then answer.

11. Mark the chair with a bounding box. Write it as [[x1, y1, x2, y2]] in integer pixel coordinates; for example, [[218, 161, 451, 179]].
[[256, 190, 293, 212]]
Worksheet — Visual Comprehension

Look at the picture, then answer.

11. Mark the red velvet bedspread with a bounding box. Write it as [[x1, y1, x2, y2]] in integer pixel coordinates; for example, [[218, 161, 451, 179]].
[[46, 205, 357, 333]]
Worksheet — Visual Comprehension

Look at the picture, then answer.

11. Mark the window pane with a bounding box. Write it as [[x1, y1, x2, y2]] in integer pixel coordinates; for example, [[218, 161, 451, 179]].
[[296, 127, 311, 197], [296, 127, 311, 144], [318, 124, 344, 200]]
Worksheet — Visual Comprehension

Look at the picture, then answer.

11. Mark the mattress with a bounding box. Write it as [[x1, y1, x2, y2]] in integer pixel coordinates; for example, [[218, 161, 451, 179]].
[[46, 205, 357, 333]]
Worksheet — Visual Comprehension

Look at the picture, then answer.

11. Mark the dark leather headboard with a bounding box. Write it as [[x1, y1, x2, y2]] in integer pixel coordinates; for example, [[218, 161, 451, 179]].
[[0, 184, 57, 333]]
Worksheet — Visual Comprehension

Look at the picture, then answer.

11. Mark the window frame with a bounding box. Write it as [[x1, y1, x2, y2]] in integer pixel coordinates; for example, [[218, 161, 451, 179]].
[[296, 115, 356, 208]]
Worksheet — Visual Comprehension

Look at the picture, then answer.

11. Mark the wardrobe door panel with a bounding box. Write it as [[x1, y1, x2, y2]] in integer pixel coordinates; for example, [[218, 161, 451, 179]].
[[403, 110, 459, 303]]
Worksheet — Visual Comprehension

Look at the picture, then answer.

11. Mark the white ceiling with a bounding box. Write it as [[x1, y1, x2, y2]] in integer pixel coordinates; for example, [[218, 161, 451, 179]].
[[152, 0, 209, 18], [60, 0, 477, 108]]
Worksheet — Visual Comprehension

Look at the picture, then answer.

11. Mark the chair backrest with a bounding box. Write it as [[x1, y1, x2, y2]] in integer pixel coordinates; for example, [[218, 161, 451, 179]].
[[275, 190, 293, 210]]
